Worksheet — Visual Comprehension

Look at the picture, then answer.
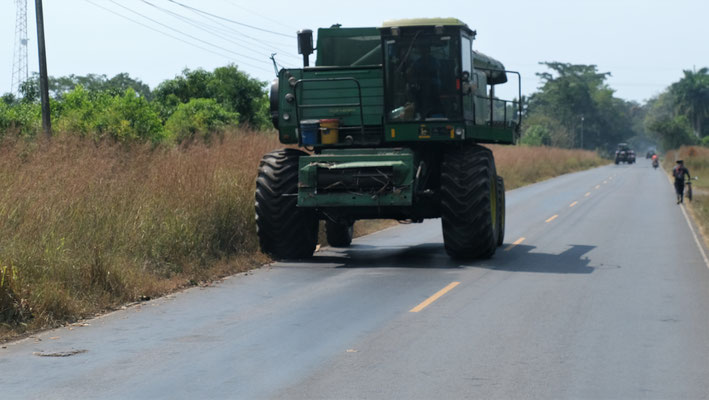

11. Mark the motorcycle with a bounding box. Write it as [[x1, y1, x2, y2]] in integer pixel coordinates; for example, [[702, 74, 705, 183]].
[[652, 158, 659, 169]]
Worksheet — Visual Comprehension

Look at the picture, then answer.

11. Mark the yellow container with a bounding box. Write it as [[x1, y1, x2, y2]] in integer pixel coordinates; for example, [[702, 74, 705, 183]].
[[319, 119, 340, 144]]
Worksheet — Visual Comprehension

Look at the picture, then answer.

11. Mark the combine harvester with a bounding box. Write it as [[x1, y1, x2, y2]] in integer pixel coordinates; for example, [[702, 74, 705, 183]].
[[256, 18, 522, 259]]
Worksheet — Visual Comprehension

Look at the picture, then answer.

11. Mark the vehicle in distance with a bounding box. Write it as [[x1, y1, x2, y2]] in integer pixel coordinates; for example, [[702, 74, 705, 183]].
[[615, 143, 635, 164], [256, 18, 522, 260]]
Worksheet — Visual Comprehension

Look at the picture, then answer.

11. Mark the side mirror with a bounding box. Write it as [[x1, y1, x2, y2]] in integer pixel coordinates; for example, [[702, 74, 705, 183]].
[[297, 29, 314, 67]]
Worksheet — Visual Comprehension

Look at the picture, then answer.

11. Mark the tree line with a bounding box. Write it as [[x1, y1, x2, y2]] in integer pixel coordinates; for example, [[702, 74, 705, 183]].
[[1, 62, 707, 152], [521, 62, 709, 153], [0, 64, 270, 143]]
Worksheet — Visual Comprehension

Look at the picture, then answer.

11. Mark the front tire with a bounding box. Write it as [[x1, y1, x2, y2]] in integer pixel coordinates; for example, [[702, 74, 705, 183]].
[[440, 144, 498, 259], [255, 149, 318, 259]]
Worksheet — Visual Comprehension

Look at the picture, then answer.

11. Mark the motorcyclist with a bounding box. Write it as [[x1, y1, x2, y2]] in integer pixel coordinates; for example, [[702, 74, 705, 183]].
[[651, 153, 659, 168], [673, 160, 691, 204]]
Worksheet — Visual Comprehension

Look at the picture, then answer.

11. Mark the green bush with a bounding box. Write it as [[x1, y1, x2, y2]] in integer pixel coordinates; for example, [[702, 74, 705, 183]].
[[54, 85, 106, 136], [521, 124, 552, 146], [154, 65, 268, 128], [165, 98, 239, 143], [0, 101, 41, 136], [98, 89, 164, 142], [53, 87, 164, 142]]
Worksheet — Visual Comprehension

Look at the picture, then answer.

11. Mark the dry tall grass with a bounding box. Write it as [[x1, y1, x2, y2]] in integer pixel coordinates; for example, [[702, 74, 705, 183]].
[[0, 131, 276, 338], [489, 145, 608, 189], [665, 146, 709, 248], [0, 136, 605, 340]]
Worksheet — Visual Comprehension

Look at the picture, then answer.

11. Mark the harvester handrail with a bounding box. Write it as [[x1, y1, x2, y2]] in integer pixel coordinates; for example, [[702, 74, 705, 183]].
[[293, 77, 366, 139], [472, 68, 522, 130]]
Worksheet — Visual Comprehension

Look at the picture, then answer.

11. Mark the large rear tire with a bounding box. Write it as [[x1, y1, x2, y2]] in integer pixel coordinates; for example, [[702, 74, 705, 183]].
[[255, 149, 318, 259], [441, 144, 498, 259], [326, 220, 354, 247], [496, 175, 506, 247]]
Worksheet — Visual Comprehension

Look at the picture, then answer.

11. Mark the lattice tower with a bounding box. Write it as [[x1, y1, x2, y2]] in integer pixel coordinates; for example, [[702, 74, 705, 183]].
[[11, 0, 29, 97]]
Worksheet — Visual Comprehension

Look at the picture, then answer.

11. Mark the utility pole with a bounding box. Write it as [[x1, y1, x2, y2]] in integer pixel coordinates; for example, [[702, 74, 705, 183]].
[[11, 0, 29, 97], [35, 0, 51, 137]]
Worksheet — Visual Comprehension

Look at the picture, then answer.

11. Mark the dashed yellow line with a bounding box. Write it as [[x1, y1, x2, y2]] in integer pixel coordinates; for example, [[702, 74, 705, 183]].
[[595, 185, 601, 189], [504, 237, 526, 251], [603, 180, 608, 184], [545, 214, 558, 223], [410, 282, 460, 312], [569, 201, 578, 208], [585, 192, 591, 197]]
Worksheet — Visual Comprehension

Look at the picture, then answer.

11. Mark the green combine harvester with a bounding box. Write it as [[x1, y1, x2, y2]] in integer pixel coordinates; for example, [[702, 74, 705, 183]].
[[256, 18, 521, 259]]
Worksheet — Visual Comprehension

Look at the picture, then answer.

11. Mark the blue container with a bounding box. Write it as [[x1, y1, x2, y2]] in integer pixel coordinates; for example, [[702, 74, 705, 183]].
[[300, 119, 320, 145]]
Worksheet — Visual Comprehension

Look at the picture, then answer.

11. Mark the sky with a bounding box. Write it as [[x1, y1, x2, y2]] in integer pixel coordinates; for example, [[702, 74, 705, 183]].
[[2, 0, 708, 104]]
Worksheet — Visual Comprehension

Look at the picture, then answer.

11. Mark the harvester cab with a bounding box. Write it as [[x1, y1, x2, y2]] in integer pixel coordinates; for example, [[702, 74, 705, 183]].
[[258, 18, 521, 260]]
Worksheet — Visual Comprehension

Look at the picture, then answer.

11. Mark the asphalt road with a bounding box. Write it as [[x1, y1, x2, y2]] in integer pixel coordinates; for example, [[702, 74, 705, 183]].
[[2, 158, 709, 399]]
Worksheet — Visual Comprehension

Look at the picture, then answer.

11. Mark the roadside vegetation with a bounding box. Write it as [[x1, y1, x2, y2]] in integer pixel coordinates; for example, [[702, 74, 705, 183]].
[[664, 147, 709, 245], [0, 66, 270, 142], [490, 145, 606, 189]]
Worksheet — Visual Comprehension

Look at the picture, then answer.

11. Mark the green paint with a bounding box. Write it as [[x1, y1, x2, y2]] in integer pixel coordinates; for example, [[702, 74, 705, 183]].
[[270, 21, 520, 215], [298, 149, 414, 207]]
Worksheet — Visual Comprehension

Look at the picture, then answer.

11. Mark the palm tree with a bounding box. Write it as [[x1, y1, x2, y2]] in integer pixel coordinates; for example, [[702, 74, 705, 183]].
[[671, 68, 709, 138]]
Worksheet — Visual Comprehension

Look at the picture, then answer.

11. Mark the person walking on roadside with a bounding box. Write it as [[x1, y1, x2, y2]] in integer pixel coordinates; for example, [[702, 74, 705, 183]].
[[673, 159, 691, 204]]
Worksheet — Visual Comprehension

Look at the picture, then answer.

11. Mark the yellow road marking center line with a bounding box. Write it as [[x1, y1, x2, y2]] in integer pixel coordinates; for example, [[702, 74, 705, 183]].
[[569, 201, 578, 208], [410, 282, 460, 312], [595, 185, 601, 189], [603, 180, 608, 184], [504, 237, 525, 251], [545, 214, 558, 223], [585, 192, 591, 197]]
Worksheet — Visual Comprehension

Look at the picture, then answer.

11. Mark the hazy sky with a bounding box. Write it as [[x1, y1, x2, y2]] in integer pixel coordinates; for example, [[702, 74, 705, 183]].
[[2, 0, 708, 103]]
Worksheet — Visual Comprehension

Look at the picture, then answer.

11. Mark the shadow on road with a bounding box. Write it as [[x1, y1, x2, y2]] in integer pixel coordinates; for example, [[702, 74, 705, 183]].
[[309, 243, 461, 269], [490, 244, 596, 274], [289, 242, 598, 274]]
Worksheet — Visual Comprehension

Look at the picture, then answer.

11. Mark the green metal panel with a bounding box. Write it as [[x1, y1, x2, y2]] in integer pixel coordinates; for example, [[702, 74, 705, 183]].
[[277, 67, 384, 144], [381, 121, 515, 144], [384, 122, 464, 142], [465, 122, 516, 144], [298, 149, 414, 207]]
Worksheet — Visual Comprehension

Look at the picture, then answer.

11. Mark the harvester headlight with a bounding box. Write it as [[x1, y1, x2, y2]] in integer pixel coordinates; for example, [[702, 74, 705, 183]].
[[283, 113, 291, 121], [455, 127, 464, 138]]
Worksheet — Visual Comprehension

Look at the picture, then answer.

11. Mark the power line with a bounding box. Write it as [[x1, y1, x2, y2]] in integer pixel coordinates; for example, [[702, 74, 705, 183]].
[[155, 0, 299, 65], [221, 0, 299, 31], [84, 0, 248, 68], [168, 2, 297, 56], [141, 0, 299, 62], [167, 0, 292, 38], [107, 0, 270, 67]]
